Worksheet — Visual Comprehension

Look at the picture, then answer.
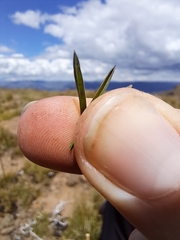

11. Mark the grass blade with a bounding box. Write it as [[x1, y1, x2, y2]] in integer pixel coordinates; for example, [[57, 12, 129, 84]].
[[92, 66, 116, 101], [73, 51, 87, 114]]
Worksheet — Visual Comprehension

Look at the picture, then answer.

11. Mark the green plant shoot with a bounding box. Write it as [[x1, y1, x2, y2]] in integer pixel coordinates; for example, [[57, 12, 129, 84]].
[[73, 51, 87, 114], [69, 52, 115, 150], [91, 65, 116, 102]]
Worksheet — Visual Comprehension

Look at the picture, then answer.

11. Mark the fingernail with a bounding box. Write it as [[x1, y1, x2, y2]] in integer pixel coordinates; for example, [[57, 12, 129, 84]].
[[21, 101, 37, 116], [129, 230, 147, 240], [83, 94, 180, 199]]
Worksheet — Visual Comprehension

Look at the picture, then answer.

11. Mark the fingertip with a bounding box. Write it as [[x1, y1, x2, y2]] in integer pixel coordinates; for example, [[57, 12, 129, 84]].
[[21, 100, 38, 116], [18, 96, 81, 173]]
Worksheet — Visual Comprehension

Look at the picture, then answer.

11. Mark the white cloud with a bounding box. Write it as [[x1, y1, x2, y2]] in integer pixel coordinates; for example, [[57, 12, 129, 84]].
[[11, 53, 24, 58], [38, 45, 70, 59], [0, 45, 14, 53], [0, 54, 73, 81], [44, 24, 64, 38], [3, 0, 180, 81], [10, 10, 44, 28]]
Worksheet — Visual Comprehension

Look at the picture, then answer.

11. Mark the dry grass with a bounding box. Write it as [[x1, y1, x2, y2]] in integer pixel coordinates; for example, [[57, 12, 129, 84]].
[[63, 190, 104, 240]]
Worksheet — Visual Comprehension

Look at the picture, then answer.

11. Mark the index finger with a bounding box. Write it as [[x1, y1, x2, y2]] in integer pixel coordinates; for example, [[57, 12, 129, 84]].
[[17, 96, 82, 173]]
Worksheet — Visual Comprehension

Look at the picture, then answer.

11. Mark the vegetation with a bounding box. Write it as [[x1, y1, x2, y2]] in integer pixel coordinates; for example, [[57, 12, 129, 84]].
[[0, 160, 54, 213], [63, 190, 104, 240], [0, 126, 22, 156], [23, 161, 56, 185], [157, 85, 180, 108], [32, 213, 52, 238], [0, 171, 40, 213], [0, 88, 95, 121]]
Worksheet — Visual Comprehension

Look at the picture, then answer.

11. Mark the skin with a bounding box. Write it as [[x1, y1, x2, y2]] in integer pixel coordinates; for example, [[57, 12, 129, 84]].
[[17, 88, 180, 240]]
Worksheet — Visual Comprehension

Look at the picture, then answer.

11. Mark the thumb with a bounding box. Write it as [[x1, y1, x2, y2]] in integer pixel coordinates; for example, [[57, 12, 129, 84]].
[[75, 88, 180, 240], [129, 230, 147, 240]]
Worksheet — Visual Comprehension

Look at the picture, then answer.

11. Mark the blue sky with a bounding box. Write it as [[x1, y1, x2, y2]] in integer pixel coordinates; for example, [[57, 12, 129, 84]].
[[0, 0, 180, 82]]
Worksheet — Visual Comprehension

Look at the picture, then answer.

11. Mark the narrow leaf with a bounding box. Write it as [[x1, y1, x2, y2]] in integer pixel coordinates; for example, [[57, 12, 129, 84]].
[[73, 51, 87, 114], [92, 65, 116, 102]]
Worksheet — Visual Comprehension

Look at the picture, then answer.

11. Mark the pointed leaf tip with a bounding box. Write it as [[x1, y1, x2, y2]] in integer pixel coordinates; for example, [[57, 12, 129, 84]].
[[73, 52, 87, 114], [92, 65, 116, 101]]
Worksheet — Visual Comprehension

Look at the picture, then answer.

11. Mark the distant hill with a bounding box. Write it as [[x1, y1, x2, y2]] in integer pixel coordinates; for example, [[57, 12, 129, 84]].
[[0, 80, 179, 93]]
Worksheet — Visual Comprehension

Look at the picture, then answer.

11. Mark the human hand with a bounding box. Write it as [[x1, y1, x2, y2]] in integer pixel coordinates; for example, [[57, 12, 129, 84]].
[[18, 88, 180, 240]]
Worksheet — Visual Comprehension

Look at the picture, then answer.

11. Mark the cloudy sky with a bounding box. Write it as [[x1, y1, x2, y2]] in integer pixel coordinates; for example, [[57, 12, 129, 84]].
[[0, 0, 180, 82]]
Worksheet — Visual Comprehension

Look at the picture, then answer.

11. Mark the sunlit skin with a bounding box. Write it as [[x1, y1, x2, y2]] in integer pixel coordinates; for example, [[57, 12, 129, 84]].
[[18, 88, 180, 240]]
